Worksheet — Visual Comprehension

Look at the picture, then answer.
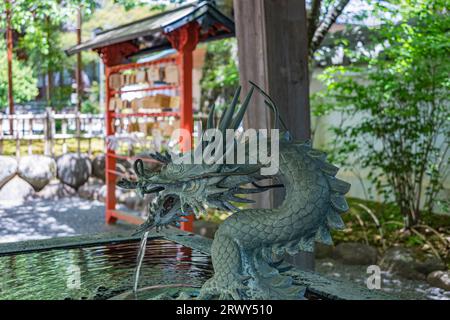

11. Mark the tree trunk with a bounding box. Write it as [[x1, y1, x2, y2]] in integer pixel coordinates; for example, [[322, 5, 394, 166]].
[[46, 71, 53, 106], [6, 0, 14, 134], [234, 0, 313, 270], [76, 7, 83, 112], [76, 7, 83, 154]]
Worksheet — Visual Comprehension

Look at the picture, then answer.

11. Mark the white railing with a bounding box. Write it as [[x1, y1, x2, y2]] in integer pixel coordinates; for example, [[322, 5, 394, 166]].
[[0, 108, 105, 157]]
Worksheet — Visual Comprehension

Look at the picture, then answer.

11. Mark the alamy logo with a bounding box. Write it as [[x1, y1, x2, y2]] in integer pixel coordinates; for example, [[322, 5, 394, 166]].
[[170, 127, 280, 176], [366, 265, 381, 289], [106, 125, 281, 176]]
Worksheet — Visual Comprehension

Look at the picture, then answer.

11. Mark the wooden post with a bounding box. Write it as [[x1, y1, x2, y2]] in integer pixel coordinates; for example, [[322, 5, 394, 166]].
[[88, 116, 93, 156], [165, 21, 200, 232], [44, 107, 52, 156], [76, 111, 81, 155], [50, 109, 55, 157], [234, 0, 314, 270], [14, 117, 20, 159], [62, 118, 68, 154], [6, 0, 14, 135], [28, 118, 33, 155], [0, 118, 3, 154]]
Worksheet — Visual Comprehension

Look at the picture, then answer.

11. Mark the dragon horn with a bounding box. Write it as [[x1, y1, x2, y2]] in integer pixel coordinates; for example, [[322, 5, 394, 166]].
[[133, 159, 145, 176], [117, 178, 138, 190], [148, 152, 170, 164], [207, 104, 216, 130], [200, 104, 217, 151], [227, 194, 255, 204], [219, 86, 241, 132], [249, 81, 289, 131], [231, 87, 254, 130]]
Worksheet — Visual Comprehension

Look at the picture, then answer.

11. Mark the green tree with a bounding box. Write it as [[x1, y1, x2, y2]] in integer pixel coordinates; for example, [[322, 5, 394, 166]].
[[0, 0, 98, 109], [0, 39, 37, 109], [313, 0, 449, 227], [200, 38, 239, 112]]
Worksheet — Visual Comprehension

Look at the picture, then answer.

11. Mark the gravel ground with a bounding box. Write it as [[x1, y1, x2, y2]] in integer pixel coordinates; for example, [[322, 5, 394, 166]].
[[0, 197, 134, 244]]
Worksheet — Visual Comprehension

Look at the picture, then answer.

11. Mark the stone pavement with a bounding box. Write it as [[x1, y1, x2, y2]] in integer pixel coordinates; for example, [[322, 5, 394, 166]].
[[0, 197, 134, 244]]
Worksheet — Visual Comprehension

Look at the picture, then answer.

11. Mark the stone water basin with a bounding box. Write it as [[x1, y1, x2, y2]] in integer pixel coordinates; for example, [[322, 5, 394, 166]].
[[0, 229, 396, 300], [0, 238, 213, 300]]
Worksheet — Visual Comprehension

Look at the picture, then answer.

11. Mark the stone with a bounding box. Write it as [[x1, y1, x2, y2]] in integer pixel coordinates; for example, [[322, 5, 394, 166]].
[[380, 246, 446, 280], [0, 176, 34, 203], [427, 271, 450, 291], [379, 246, 425, 280], [78, 178, 104, 200], [315, 243, 335, 259], [92, 154, 135, 181], [0, 156, 17, 188], [92, 155, 106, 180], [415, 257, 446, 275], [98, 185, 123, 203], [123, 194, 146, 211], [34, 181, 77, 200], [18, 155, 56, 191], [333, 242, 378, 265], [57, 153, 92, 189]]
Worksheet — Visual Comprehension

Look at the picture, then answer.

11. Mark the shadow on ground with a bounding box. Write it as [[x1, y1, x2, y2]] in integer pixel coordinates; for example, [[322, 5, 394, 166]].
[[0, 197, 133, 243]]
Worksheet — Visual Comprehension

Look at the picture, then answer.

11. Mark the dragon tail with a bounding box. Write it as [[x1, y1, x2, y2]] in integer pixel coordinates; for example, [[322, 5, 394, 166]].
[[307, 145, 351, 246]]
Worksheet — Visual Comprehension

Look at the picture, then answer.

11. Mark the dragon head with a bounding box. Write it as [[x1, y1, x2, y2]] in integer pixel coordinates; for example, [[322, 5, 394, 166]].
[[118, 83, 284, 233]]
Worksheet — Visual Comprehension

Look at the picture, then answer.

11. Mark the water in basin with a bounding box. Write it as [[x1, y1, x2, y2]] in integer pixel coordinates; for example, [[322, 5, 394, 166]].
[[0, 239, 213, 300]]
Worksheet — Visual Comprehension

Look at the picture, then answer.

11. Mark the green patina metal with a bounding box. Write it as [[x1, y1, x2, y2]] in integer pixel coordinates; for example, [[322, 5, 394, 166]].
[[118, 83, 358, 300]]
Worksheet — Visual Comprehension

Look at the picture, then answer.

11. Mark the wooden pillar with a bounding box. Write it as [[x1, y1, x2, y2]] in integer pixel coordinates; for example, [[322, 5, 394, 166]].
[[104, 65, 117, 224], [234, 0, 314, 270], [166, 22, 200, 232], [233, 0, 272, 209]]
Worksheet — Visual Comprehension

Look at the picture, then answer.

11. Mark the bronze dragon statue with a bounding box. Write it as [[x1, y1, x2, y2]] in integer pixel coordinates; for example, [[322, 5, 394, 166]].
[[118, 82, 350, 300]]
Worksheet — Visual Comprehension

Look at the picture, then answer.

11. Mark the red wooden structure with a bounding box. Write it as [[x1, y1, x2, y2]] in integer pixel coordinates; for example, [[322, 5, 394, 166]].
[[102, 56, 179, 227], [66, 2, 234, 231]]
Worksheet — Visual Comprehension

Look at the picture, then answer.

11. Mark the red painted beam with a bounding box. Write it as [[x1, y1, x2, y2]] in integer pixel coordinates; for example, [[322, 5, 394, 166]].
[[109, 210, 145, 225], [104, 66, 117, 224]]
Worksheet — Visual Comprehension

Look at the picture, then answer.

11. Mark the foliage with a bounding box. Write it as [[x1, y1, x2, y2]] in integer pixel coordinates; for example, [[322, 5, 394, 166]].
[[0, 0, 99, 106], [113, 0, 185, 11], [51, 86, 73, 111], [200, 38, 239, 113], [18, 16, 66, 75], [313, 0, 450, 227], [0, 40, 38, 109], [81, 81, 100, 113], [60, 0, 167, 66], [332, 197, 450, 263]]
